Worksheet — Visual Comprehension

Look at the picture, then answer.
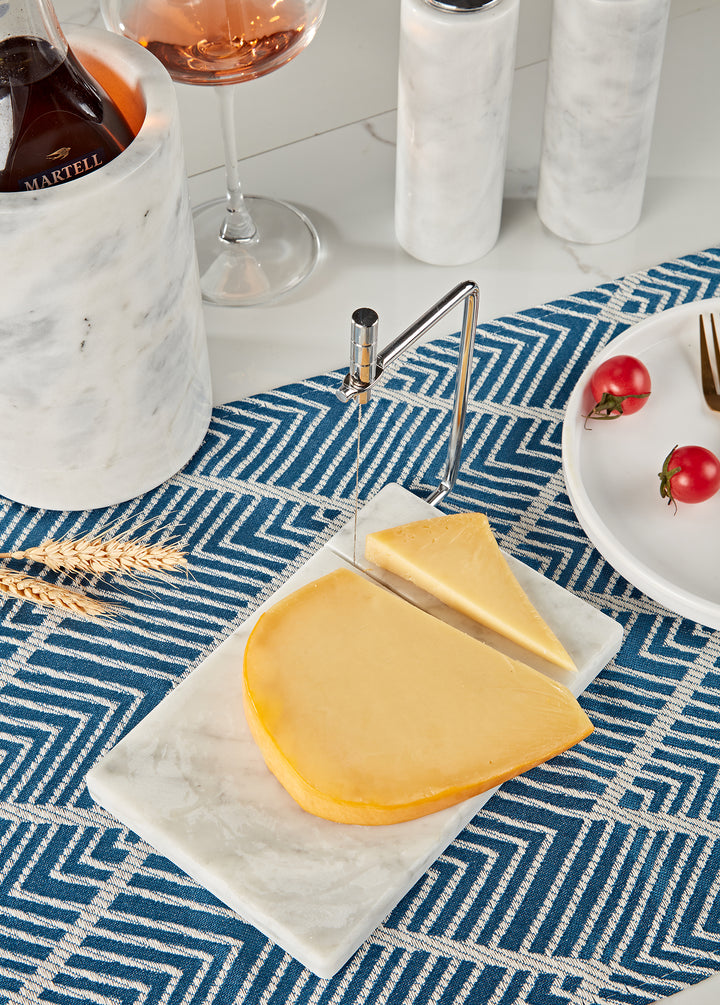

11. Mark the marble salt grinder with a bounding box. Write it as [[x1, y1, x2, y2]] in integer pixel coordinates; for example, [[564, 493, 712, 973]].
[[0, 28, 212, 511], [537, 0, 672, 244], [395, 0, 520, 266]]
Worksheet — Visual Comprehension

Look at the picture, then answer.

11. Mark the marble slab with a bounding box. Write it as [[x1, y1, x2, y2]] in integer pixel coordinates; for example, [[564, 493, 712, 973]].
[[86, 483, 623, 978]]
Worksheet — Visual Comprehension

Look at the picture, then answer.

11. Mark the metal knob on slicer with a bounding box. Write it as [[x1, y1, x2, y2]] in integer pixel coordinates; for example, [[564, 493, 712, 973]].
[[351, 308, 378, 404], [337, 307, 379, 404]]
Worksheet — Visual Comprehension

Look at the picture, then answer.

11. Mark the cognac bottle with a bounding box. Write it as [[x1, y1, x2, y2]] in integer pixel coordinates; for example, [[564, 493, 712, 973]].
[[0, 0, 135, 192]]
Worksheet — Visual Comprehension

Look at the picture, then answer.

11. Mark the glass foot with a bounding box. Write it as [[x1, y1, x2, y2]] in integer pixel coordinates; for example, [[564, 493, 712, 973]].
[[192, 195, 320, 307]]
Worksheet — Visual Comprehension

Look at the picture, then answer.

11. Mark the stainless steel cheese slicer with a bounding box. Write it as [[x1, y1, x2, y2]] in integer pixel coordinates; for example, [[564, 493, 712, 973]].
[[337, 280, 480, 506]]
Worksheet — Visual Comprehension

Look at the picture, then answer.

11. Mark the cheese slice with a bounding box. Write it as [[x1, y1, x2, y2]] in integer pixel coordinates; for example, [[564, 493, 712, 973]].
[[365, 513, 576, 673], [243, 567, 592, 826]]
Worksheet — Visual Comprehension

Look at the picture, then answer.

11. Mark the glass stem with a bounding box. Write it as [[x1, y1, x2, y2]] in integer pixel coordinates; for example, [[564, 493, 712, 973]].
[[215, 86, 257, 244]]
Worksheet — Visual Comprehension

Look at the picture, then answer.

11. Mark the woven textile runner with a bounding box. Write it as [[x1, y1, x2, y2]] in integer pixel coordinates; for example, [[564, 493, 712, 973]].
[[2, 248, 720, 1005]]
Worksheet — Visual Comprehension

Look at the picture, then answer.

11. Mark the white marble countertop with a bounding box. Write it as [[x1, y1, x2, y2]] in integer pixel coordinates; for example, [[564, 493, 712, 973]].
[[55, 1, 720, 1000]]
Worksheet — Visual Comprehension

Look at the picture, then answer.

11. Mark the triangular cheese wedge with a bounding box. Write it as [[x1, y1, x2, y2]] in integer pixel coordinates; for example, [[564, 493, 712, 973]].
[[365, 513, 576, 673], [243, 568, 592, 825]]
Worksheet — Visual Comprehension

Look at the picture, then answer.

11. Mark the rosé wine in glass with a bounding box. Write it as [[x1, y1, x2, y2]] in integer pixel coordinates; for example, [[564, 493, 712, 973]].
[[102, 0, 327, 305]]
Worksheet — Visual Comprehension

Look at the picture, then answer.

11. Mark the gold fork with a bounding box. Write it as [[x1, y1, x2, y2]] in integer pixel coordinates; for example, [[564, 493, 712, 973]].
[[700, 314, 720, 411]]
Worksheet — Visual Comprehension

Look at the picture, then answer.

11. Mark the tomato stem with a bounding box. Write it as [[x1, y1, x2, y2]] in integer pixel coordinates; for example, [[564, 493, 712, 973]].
[[584, 391, 650, 429], [658, 445, 681, 512]]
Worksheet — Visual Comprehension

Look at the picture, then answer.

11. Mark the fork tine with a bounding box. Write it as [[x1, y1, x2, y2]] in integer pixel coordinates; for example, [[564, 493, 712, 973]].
[[711, 314, 720, 375], [699, 315, 720, 407], [700, 315, 712, 382]]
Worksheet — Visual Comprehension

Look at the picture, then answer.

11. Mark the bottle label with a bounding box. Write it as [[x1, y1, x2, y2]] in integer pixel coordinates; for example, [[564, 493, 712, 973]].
[[18, 149, 106, 191]]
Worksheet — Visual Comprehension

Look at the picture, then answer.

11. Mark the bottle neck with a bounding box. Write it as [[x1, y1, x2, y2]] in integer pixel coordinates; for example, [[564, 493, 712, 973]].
[[0, 0, 68, 53]]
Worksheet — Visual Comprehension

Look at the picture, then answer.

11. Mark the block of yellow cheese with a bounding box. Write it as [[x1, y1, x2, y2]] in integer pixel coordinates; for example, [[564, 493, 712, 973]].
[[365, 513, 576, 673], [243, 567, 592, 825]]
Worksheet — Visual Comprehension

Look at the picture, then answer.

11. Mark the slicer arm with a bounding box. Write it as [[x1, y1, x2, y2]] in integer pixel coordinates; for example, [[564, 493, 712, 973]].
[[337, 280, 480, 505]]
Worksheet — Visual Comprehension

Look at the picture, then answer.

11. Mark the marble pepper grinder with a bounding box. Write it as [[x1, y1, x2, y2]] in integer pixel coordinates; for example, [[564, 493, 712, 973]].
[[0, 27, 213, 511], [537, 0, 671, 244], [395, 0, 520, 266]]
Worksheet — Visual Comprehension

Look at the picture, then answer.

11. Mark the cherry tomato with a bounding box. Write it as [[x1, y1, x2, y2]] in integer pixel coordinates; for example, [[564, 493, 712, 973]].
[[659, 444, 720, 508], [586, 354, 652, 423]]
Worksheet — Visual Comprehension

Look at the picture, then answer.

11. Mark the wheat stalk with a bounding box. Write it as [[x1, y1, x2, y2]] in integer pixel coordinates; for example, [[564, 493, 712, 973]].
[[0, 570, 116, 620], [0, 534, 188, 578], [0, 526, 188, 618]]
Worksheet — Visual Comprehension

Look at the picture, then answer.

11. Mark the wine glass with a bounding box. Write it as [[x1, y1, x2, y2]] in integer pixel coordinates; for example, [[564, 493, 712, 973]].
[[100, 0, 327, 306]]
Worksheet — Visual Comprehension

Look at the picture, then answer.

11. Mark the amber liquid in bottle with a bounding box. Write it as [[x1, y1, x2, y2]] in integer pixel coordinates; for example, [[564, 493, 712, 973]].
[[0, 34, 135, 192]]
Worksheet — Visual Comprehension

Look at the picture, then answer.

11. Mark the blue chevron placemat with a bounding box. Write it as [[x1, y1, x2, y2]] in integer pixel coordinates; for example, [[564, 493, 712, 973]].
[[3, 247, 720, 1004]]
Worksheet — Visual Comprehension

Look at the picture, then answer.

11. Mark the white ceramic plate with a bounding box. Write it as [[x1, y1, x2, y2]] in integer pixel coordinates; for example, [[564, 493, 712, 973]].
[[562, 297, 720, 628]]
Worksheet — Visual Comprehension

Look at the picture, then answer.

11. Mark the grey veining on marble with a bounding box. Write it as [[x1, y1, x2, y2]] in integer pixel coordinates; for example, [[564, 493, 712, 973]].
[[86, 483, 623, 978], [395, 0, 519, 265], [0, 29, 212, 510], [537, 0, 671, 245]]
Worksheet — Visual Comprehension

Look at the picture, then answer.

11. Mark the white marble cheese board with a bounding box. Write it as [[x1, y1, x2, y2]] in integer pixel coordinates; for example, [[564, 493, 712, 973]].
[[86, 483, 624, 978]]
